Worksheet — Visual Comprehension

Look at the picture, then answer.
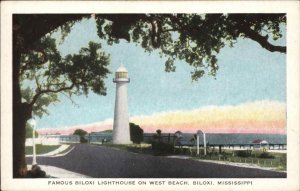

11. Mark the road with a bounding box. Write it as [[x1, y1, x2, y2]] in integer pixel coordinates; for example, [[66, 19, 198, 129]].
[[26, 144, 286, 178]]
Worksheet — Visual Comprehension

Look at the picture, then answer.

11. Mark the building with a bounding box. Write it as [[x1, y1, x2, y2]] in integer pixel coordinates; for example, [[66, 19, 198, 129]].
[[143, 133, 287, 151], [112, 64, 131, 144], [252, 139, 269, 150]]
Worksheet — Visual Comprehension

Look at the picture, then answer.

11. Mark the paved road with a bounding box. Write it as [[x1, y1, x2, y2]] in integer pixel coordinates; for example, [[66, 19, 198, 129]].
[[26, 144, 286, 178]]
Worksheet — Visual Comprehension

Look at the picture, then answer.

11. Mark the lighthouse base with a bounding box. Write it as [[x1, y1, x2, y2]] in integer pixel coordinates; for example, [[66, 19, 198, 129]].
[[112, 131, 132, 145], [112, 123, 131, 144], [112, 139, 132, 145]]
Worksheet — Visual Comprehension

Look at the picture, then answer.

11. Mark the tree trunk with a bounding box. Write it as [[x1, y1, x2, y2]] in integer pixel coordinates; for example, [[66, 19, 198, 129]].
[[13, 47, 32, 177], [13, 105, 30, 177]]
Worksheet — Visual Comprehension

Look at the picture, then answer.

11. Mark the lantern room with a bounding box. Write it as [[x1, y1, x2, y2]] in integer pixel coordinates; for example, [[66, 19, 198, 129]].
[[113, 64, 130, 82]]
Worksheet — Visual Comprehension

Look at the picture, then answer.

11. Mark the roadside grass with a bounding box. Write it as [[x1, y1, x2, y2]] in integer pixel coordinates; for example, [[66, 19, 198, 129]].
[[94, 143, 153, 154], [189, 148, 286, 171], [97, 143, 286, 171], [25, 144, 60, 155]]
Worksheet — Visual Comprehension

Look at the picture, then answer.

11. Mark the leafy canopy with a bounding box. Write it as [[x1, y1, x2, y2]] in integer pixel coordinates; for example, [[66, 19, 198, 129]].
[[18, 14, 286, 118], [20, 35, 110, 118], [129, 123, 144, 144], [73, 129, 88, 136], [95, 14, 286, 80]]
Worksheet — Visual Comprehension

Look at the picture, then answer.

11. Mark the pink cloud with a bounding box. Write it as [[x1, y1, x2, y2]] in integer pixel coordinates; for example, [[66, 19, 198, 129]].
[[38, 100, 286, 135]]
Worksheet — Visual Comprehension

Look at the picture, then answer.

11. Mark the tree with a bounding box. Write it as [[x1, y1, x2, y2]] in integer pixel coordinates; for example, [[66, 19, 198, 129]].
[[13, 14, 286, 177], [156, 129, 162, 135], [15, 38, 109, 176], [174, 131, 183, 146], [13, 15, 110, 176], [153, 129, 162, 142], [73, 129, 88, 143], [95, 14, 286, 80], [129, 123, 144, 144], [189, 134, 197, 146]]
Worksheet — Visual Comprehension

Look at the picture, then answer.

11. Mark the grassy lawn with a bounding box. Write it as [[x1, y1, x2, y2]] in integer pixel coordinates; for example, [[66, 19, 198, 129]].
[[190, 148, 286, 171], [97, 143, 286, 171], [25, 144, 61, 155]]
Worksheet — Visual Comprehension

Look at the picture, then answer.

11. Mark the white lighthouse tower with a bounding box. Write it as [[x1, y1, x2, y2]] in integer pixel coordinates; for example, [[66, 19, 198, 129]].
[[112, 64, 131, 144]]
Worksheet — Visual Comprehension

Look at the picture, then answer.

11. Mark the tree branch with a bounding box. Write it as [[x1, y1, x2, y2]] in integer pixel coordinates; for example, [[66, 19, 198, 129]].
[[150, 20, 160, 48], [14, 14, 91, 53], [238, 26, 286, 53], [228, 14, 287, 53], [34, 76, 41, 91], [29, 83, 75, 107], [60, 92, 79, 107]]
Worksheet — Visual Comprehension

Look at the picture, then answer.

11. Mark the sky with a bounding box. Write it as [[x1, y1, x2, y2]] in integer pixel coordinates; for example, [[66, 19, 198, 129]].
[[35, 17, 286, 134]]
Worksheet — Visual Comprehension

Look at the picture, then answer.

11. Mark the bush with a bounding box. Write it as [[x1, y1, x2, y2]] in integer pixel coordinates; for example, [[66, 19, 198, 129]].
[[151, 142, 174, 155], [236, 150, 252, 157], [259, 152, 275, 159], [73, 129, 88, 143], [80, 137, 88, 143], [130, 123, 144, 144], [25, 165, 46, 178], [174, 147, 190, 155]]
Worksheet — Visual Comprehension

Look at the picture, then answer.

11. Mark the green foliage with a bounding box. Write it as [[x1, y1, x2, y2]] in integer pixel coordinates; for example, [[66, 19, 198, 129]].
[[25, 122, 38, 138], [156, 129, 162, 135], [25, 144, 60, 155], [95, 14, 286, 81], [259, 152, 275, 159], [73, 129, 87, 136], [151, 129, 174, 155], [20, 36, 110, 118], [235, 150, 252, 158], [17, 13, 286, 120], [189, 134, 197, 145], [73, 129, 88, 143], [100, 129, 113, 133], [151, 142, 174, 156], [129, 122, 144, 144], [152, 129, 162, 142]]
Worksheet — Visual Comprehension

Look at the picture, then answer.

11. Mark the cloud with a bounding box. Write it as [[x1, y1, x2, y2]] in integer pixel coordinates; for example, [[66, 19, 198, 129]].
[[130, 100, 286, 134], [38, 100, 286, 135]]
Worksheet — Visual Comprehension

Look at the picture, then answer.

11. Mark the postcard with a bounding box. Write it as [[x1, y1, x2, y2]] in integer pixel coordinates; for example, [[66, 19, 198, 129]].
[[1, 1, 299, 191]]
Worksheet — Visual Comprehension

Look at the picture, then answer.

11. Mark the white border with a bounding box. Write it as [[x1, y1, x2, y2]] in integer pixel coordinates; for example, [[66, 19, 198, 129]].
[[1, 1, 299, 191]]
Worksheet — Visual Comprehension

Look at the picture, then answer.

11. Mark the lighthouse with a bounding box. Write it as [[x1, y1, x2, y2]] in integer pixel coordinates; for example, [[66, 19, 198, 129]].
[[112, 64, 131, 144]]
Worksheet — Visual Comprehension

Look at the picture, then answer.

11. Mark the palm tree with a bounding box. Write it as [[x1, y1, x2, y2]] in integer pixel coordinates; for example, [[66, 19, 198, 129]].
[[174, 131, 182, 145], [156, 129, 162, 142]]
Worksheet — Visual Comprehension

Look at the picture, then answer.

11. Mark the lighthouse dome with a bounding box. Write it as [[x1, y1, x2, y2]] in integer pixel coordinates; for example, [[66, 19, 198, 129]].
[[116, 64, 128, 73], [115, 64, 128, 79]]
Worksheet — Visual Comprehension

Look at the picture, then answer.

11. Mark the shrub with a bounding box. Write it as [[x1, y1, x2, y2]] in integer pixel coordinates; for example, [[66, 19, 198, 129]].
[[73, 129, 88, 143], [80, 137, 88, 143], [174, 147, 190, 155], [236, 150, 252, 157], [26, 165, 46, 178], [259, 152, 275, 159], [130, 123, 144, 144], [151, 142, 174, 155]]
